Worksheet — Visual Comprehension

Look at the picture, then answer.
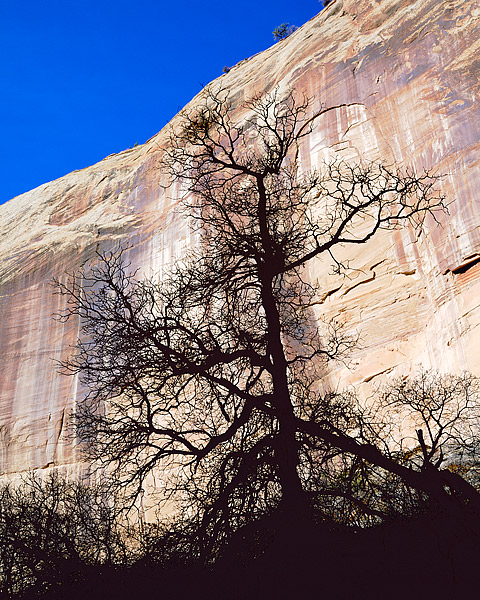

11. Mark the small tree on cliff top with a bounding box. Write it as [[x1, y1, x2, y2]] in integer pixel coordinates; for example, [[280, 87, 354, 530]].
[[56, 87, 480, 556], [272, 23, 298, 41]]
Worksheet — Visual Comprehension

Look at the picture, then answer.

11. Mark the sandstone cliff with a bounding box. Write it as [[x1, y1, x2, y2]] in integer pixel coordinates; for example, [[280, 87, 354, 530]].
[[0, 0, 479, 477]]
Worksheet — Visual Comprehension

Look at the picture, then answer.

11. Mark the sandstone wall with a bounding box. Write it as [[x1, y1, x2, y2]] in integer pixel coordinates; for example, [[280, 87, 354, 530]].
[[0, 0, 479, 476]]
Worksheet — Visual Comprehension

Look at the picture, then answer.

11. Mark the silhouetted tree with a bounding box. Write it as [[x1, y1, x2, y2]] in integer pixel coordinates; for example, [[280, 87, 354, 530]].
[[56, 87, 480, 559], [303, 371, 480, 526], [0, 473, 133, 597]]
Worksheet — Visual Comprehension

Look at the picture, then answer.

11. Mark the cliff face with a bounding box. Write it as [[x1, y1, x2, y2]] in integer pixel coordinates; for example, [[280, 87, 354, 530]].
[[0, 0, 479, 477]]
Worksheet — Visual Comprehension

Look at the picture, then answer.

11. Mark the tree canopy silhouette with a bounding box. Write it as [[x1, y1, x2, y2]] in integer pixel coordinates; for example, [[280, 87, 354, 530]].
[[56, 87, 480, 557]]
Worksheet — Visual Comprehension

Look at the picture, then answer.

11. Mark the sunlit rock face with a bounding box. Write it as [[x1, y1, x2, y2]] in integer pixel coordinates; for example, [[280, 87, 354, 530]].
[[0, 0, 479, 477]]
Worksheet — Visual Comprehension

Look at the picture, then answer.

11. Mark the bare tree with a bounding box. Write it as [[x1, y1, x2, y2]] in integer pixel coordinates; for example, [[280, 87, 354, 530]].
[[370, 371, 480, 512], [56, 87, 476, 557], [0, 473, 134, 597], [301, 371, 480, 526]]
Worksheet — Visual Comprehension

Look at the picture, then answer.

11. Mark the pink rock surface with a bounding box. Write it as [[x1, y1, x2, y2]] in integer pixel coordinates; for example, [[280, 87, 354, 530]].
[[0, 0, 479, 476]]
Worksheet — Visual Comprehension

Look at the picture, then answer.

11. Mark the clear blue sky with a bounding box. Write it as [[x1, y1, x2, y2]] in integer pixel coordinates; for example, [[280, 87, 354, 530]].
[[0, 1, 326, 205]]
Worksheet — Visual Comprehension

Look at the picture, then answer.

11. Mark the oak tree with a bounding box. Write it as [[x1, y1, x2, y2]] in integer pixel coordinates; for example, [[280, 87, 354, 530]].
[[57, 87, 479, 556]]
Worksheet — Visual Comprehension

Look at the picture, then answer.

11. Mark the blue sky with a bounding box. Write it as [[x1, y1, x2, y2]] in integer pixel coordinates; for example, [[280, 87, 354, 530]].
[[0, 1, 325, 205]]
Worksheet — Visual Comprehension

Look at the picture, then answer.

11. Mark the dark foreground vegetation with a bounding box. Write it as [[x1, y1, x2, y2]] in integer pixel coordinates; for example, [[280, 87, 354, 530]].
[[67, 512, 480, 600], [9, 87, 476, 598], [3, 479, 479, 600]]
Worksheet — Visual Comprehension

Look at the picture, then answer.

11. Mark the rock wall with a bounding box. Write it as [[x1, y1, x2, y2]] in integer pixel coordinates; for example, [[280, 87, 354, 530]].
[[0, 0, 479, 477]]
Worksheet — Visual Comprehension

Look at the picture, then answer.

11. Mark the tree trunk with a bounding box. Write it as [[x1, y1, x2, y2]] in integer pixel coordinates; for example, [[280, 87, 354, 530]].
[[259, 275, 309, 519], [256, 174, 311, 521]]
